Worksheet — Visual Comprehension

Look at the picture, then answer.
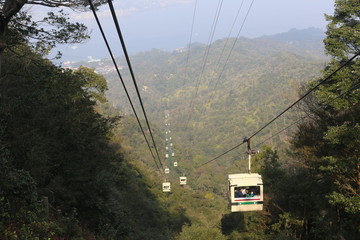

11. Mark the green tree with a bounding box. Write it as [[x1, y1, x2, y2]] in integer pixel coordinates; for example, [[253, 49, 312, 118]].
[[178, 224, 226, 240], [0, 0, 105, 52], [0, 0, 108, 96], [1, 42, 192, 239], [75, 66, 109, 103], [291, 0, 360, 239]]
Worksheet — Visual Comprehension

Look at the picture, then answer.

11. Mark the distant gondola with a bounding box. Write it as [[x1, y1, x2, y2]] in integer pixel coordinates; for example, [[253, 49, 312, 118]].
[[180, 176, 187, 185], [162, 182, 171, 192]]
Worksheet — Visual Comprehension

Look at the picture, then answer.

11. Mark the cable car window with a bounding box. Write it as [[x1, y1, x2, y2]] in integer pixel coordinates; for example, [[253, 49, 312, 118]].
[[234, 186, 260, 198]]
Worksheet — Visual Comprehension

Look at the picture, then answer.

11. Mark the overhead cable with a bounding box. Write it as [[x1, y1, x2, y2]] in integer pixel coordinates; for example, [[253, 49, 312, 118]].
[[186, 0, 254, 132], [107, 0, 164, 170], [184, 0, 224, 130], [88, 0, 163, 175], [210, 0, 255, 91], [182, 0, 198, 87], [196, 50, 360, 168], [254, 79, 360, 148], [192, 0, 245, 126], [211, 0, 245, 84], [247, 51, 360, 140]]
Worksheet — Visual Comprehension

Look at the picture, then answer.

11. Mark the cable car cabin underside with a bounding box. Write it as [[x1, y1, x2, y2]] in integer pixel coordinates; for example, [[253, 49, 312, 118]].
[[228, 173, 263, 212]]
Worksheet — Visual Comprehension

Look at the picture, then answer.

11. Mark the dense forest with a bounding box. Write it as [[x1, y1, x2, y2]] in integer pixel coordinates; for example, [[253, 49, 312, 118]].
[[1, 0, 359, 239]]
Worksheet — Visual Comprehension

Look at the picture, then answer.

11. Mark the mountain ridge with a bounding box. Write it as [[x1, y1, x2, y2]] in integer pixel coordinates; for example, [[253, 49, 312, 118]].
[[64, 29, 327, 169], [63, 27, 327, 69]]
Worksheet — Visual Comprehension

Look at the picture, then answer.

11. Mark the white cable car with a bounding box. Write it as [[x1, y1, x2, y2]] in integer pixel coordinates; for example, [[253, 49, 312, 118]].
[[165, 168, 170, 174], [228, 173, 263, 212], [166, 146, 168, 150], [180, 177, 187, 185], [165, 154, 169, 158], [171, 152, 175, 157], [162, 182, 171, 192], [228, 139, 263, 212], [170, 143, 173, 146], [174, 161, 178, 167]]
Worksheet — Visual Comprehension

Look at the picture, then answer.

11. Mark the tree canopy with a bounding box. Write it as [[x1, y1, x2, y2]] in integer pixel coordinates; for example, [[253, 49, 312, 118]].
[[1, 0, 359, 239]]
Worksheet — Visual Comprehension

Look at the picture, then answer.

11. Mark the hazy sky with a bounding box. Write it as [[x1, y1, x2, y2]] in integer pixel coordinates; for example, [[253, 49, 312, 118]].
[[51, 0, 335, 62]]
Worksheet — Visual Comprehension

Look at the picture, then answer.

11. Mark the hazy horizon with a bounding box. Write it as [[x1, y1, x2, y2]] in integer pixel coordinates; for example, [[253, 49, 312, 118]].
[[50, 0, 335, 62]]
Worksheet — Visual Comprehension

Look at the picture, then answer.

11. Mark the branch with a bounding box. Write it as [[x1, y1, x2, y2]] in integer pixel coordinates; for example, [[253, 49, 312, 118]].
[[27, 1, 78, 8], [2, 0, 27, 21], [26, 0, 87, 9]]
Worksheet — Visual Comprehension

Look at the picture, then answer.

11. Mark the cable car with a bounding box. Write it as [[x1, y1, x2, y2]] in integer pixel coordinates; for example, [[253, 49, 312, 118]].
[[174, 161, 178, 167], [170, 143, 173, 146], [166, 146, 168, 150], [165, 154, 169, 158], [165, 168, 170, 174], [162, 182, 171, 192], [172, 152, 175, 157], [228, 138, 263, 212], [180, 176, 187, 185], [228, 173, 263, 212]]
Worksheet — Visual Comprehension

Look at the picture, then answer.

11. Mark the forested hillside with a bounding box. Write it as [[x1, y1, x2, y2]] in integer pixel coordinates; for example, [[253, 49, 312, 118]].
[[89, 29, 327, 172], [1, 0, 359, 239], [0, 1, 188, 239]]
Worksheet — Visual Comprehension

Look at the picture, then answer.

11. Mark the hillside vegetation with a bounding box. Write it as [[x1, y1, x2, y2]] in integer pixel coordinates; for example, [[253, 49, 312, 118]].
[[1, 0, 359, 239], [99, 30, 327, 171]]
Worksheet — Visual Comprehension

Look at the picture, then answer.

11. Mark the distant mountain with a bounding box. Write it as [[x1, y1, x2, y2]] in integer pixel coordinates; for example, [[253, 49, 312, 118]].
[[56, 28, 330, 200], [257, 28, 327, 57], [260, 28, 325, 42], [64, 30, 328, 171], [63, 28, 327, 68], [92, 34, 325, 167]]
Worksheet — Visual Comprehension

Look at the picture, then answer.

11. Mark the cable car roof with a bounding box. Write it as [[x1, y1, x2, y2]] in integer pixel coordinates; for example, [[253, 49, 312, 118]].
[[228, 173, 263, 186], [228, 173, 262, 179]]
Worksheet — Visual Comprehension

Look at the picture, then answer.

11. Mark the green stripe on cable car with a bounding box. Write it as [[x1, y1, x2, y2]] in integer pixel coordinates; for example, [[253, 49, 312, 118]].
[[232, 201, 263, 205]]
